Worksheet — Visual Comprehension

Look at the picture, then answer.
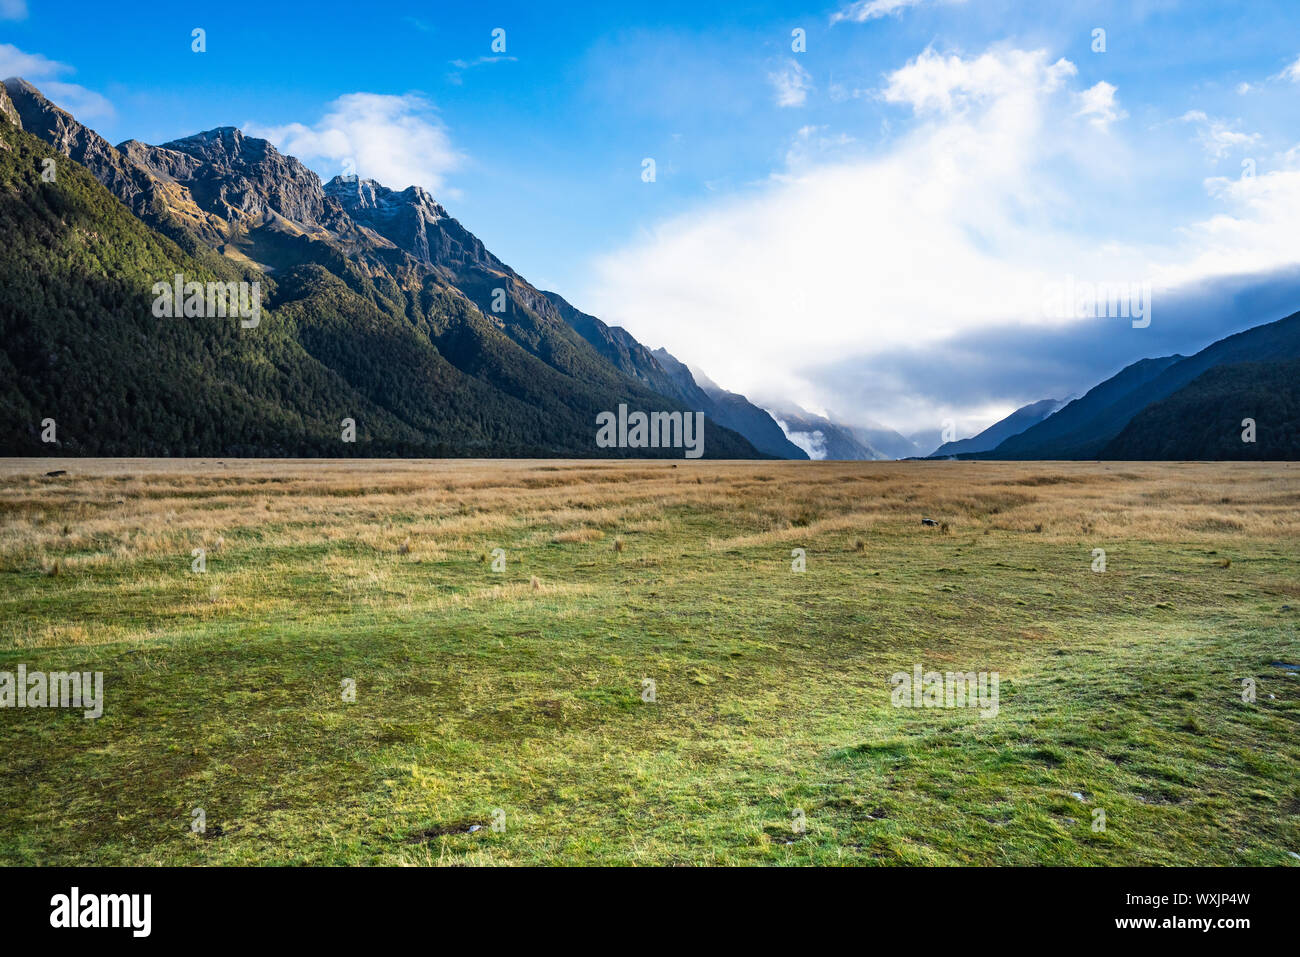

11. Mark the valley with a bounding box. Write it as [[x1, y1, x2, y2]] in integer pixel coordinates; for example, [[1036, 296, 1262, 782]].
[[0, 458, 1295, 865]]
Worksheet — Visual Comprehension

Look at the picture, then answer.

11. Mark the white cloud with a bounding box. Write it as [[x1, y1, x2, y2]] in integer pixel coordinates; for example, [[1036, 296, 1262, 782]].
[[446, 55, 517, 86], [1279, 54, 1300, 83], [0, 43, 63, 77], [245, 93, 463, 194], [1155, 163, 1300, 287], [880, 46, 1076, 114], [1075, 81, 1126, 129], [1179, 110, 1260, 159], [831, 0, 963, 25], [771, 418, 827, 459], [578, 44, 1299, 432], [769, 59, 812, 107], [0, 43, 114, 120], [38, 81, 114, 120], [0, 0, 27, 21], [784, 124, 855, 168]]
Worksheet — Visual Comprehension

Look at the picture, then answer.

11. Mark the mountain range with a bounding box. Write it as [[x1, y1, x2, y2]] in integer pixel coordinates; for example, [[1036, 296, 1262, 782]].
[[0, 78, 777, 458], [929, 398, 1067, 457], [1, 78, 1295, 461], [952, 311, 1300, 460]]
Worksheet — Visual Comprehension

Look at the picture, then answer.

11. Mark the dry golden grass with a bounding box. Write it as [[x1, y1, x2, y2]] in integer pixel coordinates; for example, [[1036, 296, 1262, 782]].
[[1, 458, 1297, 653], [1, 459, 1296, 574]]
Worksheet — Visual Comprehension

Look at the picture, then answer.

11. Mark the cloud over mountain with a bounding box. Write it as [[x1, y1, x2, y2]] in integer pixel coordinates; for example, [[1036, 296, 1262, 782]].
[[244, 92, 463, 195], [579, 43, 1300, 434]]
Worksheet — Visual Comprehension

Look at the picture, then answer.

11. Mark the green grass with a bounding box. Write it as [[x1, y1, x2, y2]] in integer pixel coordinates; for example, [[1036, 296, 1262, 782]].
[[0, 459, 1297, 865]]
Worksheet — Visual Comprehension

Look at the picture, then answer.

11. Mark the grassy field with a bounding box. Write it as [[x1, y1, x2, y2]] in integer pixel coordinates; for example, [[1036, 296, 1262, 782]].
[[0, 458, 1297, 866]]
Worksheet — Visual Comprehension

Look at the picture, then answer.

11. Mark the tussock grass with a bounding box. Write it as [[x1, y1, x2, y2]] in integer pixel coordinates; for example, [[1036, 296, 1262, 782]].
[[0, 458, 1297, 865]]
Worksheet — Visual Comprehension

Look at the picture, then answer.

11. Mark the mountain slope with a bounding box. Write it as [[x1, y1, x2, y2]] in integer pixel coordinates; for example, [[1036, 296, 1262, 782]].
[[763, 404, 885, 460], [651, 351, 808, 459], [931, 398, 1064, 457], [1100, 358, 1300, 460], [981, 355, 1186, 459], [986, 312, 1300, 459], [0, 80, 761, 458], [540, 291, 685, 399], [844, 421, 925, 460], [324, 176, 648, 397]]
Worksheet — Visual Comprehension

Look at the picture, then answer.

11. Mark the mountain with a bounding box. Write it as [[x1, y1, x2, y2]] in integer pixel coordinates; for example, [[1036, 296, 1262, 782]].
[[978, 354, 1186, 459], [533, 290, 805, 458], [845, 421, 925, 460], [540, 291, 685, 399], [983, 310, 1300, 459], [640, 352, 803, 459], [323, 176, 649, 399], [930, 398, 1064, 457], [1100, 358, 1300, 460], [906, 428, 946, 459], [762, 404, 886, 460], [0, 78, 761, 458]]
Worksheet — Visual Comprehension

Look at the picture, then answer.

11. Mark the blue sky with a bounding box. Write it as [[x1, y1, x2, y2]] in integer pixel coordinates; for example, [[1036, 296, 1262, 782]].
[[4, 0, 1300, 436]]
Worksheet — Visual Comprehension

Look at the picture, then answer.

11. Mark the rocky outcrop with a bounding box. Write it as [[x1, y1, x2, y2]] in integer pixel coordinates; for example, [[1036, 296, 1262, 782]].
[[152, 127, 330, 227], [325, 176, 510, 274], [0, 81, 20, 128], [2, 78, 158, 215]]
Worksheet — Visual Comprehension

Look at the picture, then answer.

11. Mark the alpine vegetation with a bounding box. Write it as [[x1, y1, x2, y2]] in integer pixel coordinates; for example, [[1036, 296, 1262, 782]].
[[595, 404, 705, 458], [151, 274, 261, 329]]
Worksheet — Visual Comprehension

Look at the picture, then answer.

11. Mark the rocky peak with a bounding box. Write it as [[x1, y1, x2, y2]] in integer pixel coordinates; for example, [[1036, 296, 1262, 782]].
[[325, 176, 446, 220], [325, 174, 503, 272], [153, 127, 329, 226], [2, 77, 159, 213], [5, 77, 102, 157]]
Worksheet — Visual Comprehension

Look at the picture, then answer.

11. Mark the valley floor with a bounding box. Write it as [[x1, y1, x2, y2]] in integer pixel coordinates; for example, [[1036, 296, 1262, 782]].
[[0, 458, 1296, 865]]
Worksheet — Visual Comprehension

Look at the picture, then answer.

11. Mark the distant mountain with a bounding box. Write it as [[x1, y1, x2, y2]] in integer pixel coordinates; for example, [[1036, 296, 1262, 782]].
[[978, 355, 1186, 459], [845, 421, 925, 460], [982, 310, 1300, 459], [654, 352, 807, 459], [930, 398, 1064, 457], [906, 428, 946, 459], [1101, 358, 1300, 460], [0, 78, 761, 457], [763, 404, 885, 460]]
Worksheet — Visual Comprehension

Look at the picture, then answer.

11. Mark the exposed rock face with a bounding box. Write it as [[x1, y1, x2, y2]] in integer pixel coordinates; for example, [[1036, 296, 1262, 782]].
[[2, 78, 157, 215], [325, 176, 507, 273], [152, 127, 331, 227], [0, 81, 20, 128]]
